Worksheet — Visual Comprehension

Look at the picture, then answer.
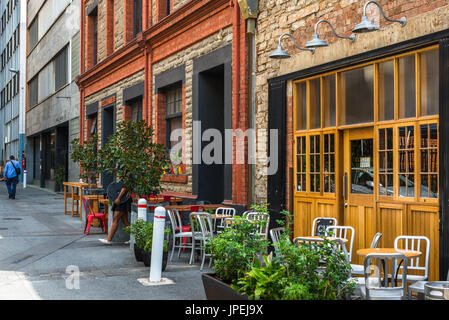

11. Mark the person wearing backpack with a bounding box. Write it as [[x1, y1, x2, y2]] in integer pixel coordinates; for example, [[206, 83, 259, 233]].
[[3, 155, 21, 199]]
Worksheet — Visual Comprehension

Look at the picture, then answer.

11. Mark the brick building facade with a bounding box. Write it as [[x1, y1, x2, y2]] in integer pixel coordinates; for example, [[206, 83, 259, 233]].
[[256, 0, 449, 280], [76, 0, 250, 209]]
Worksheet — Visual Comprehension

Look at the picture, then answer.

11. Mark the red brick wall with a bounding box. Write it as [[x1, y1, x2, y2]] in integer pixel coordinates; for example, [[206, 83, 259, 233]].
[[124, 0, 134, 43], [106, 0, 115, 56]]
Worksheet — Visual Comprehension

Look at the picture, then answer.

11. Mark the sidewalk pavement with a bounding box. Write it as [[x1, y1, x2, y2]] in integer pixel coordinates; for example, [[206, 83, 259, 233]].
[[0, 183, 207, 300]]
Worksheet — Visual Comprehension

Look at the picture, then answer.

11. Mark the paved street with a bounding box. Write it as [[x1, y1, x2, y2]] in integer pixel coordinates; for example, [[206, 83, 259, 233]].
[[0, 185, 207, 300]]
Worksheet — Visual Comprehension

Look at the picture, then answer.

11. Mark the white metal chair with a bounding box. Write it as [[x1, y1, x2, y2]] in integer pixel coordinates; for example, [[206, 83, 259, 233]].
[[246, 212, 270, 240], [167, 209, 193, 262], [270, 227, 288, 254], [351, 232, 383, 275], [214, 207, 236, 233], [189, 212, 215, 271], [326, 226, 355, 263], [360, 253, 408, 300], [394, 236, 431, 282], [312, 217, 338, 236]]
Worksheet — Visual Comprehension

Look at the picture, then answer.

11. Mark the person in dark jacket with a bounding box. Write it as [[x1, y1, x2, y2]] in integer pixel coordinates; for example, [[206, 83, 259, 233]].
[[3, 155, 20, 199]]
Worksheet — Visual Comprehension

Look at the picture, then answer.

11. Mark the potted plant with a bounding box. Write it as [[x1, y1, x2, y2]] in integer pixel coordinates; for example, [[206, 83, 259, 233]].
[[141, 222, 170, 271], [124, 219, 147, 262], [99, 120, 169, 200], [203, 215, 268, 300], [233, 236, 356, 300], [126, 219, 170, 270], [233, 210, 356, 300]]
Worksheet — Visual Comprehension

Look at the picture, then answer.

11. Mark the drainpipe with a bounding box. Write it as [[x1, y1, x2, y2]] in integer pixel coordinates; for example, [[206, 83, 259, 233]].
[[238, 1, 259, 205]]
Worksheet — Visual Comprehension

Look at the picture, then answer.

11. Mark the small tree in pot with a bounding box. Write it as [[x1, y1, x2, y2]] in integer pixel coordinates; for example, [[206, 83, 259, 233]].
[[70, 134, 101, 185], [98, 120, 169, 199]]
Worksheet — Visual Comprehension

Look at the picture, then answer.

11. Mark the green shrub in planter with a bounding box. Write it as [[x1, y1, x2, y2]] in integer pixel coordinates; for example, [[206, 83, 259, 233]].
[[125, 220, 170, 266], [206, 216, 268, 285], [233, 235, 357, 300]]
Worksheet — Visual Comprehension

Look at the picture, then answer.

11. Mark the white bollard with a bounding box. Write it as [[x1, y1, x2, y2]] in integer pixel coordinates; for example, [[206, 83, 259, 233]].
[[23, 170, 27, 189], [150, 206, 166, 283], [138, 198, 147, 221]]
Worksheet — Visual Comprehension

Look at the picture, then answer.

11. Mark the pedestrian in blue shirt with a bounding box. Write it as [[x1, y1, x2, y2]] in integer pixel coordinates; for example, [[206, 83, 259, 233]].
[[3, 155, 20, 199]]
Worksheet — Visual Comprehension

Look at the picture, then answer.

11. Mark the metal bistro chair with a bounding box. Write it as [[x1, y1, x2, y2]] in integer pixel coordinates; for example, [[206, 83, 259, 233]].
[[294, 237, 349, 260], [312, 217, 338, 236], [270, 227, 288, 254], [167, 209, 193, 262], [394, 236, 431, 283], [190, 212, 215, 271], [393, 235, 431, 300], [246, 212, 270, 241], [326, 226, 355, 263], [351, 232, 383, 276], [360, 253, 408, 300], [214, 207, 236, 233]]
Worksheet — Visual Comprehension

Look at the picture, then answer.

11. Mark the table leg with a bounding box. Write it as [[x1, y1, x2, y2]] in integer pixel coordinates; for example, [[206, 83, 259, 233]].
[[79, 187, 83, 221], [64, 186, 67, 215], [71, 186, 75, 217]]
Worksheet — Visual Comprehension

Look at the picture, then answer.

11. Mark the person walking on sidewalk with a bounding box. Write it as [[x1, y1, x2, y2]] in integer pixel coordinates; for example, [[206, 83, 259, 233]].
[[3, 155, 21, 199], [99, 182, 131, 245]]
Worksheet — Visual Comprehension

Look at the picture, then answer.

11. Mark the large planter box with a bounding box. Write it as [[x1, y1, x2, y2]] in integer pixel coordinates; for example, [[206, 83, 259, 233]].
[[201, 273, 248, 300]]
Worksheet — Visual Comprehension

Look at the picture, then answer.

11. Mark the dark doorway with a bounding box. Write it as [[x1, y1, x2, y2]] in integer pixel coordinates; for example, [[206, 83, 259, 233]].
[[102, 105, 115, 190], [197, 65, 225, 203], [55, 125, 69, 191]]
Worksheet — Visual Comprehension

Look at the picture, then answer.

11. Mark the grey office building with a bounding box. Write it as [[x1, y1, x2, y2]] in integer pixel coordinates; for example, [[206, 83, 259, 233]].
[[26, 0, 81, 191]]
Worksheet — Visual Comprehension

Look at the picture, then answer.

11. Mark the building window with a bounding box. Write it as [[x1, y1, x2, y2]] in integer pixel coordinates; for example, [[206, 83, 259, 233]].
[[398, 126, 415, 198], [378, 128, 394, 197], [165, 86, 182, 151], [129, 98, 143, 123], [88, 7, 98, 67], [28, 76, 39, 107], [29, 17, 38, 50], [420, 123, 438, 198], [54, 46, 69, 91], [295, 136, 306, 192], [166, 0, 171, 16], [133, 0, 142, 38], [310, 135, 320, 193]]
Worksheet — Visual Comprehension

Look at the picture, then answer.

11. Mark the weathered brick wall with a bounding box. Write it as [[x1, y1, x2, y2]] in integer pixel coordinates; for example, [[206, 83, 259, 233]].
[[84, 70, 145, 144], [255, 0, 449, 205], [152, 27, 233, 194], [84, 0, 126, 70]]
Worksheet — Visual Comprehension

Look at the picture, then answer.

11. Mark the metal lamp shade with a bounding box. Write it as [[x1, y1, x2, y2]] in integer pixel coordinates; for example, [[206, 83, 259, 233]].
[[305, 34, 328, 48], [269, 45, 291, 59], [353, 16, 379, 33]]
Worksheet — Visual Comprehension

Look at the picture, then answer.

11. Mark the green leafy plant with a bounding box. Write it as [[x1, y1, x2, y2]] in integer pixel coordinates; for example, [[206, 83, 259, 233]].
[[125, 219, 170, 252], [70, 134, 101, 184], [234, 235, 356, 300], [99, 121, 170, 198], [206, 215, 268, 285], [55, 165, 66, 186]]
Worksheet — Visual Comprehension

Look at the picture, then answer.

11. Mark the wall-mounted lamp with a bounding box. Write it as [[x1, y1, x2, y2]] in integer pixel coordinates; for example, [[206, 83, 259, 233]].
[[269, 33, 315, 59], [353, 1, 406, 33], [306, 19, 355, 49]]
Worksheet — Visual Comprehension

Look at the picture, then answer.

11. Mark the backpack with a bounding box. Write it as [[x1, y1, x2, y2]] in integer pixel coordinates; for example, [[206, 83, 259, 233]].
[[11, 161, 21, 176]]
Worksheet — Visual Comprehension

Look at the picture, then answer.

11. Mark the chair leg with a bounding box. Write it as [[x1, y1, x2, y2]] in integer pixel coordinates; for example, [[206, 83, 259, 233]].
[[86, 217, 92, 235], [84, 219, 88, 234], [170, 236, 175, 262], [189, 239, 195, 265], [200, 241, 205, 271]]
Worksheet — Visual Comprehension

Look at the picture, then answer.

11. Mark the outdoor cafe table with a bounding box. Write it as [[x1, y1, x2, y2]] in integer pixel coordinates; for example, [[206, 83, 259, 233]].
[[357, 248, 422, 286], [164, 204, 232, 212], [357, 248, 422, 259], [63, 182, 100, 220], [295, 236, 349, 244]]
